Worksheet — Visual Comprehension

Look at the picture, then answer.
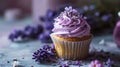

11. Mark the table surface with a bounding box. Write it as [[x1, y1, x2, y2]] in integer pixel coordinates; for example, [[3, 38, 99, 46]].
[[0, 17, 120, 67]]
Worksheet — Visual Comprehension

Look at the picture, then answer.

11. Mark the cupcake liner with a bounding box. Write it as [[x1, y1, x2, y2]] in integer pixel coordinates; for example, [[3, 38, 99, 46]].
[[50, 34, 92, 60]]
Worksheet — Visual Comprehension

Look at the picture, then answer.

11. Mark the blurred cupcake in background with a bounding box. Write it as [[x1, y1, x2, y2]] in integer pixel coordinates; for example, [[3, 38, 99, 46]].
[[50, 6, 93, 60], [113, 11, 120, 48]]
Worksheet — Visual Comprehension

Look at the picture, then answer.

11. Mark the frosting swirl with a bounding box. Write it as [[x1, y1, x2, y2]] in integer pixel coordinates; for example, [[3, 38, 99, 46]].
[[52, 6, 91, 37]]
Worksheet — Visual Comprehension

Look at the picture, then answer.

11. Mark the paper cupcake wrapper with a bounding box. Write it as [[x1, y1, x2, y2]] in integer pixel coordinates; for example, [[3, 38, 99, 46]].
[[50, 35, 92, 60]]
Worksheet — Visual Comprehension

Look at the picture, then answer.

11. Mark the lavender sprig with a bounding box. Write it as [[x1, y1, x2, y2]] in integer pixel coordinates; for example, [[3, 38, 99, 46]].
[[32, 45, 58, 63]]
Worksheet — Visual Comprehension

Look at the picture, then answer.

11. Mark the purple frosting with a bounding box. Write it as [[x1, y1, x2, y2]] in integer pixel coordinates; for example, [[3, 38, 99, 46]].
[[52, 6, 91, 37]]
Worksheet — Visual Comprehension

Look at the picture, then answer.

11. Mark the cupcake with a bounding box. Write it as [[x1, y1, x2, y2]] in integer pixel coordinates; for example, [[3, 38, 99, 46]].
[[50, 6, 93, 60]]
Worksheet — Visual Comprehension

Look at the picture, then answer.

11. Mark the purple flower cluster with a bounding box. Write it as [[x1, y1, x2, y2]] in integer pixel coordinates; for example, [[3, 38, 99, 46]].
[[9, 24, 53, 43], [8, 24, 43, 42], [88, 59, 114, 67], [9, 10, 58, 43], [89, 60, 104, 67], [32, 45, 58, 63]]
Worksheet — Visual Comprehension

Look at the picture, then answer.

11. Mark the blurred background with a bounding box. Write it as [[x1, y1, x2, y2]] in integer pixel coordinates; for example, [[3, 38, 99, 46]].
[[0, 0, 120, 44]]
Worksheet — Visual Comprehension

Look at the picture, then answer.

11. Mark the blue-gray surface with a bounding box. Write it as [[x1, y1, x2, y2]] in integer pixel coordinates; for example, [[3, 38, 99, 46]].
[[0, 17, 120, 67]]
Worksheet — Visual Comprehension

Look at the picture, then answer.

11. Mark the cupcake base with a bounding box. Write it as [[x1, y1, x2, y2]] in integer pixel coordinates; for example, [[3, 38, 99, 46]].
[[50, 34, 93, 60]]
